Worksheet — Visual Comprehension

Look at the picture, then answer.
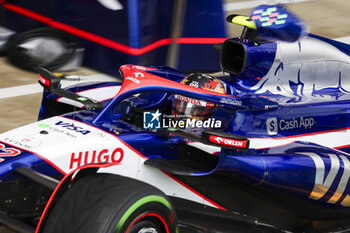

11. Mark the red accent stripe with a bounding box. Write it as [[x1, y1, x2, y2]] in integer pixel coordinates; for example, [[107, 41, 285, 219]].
[[176, 37, 227, 44], [39, 74, 50, 87], [1, 3, 227, 55], [334, 144, 350, 150], [126, 212, 170, 233]]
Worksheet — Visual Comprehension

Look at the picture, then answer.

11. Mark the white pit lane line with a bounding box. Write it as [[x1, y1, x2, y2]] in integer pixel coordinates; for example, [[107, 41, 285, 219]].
[[0, 73, 119, 99], [0, 84, 43, 99]]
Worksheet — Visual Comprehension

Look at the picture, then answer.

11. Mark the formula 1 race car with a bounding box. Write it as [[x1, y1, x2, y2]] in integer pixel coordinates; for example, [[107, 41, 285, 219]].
[[1, 4, 350, 233]]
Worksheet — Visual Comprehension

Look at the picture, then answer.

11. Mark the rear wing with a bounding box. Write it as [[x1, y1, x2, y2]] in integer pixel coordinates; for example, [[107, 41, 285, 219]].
[[36, 67, 104, 111]]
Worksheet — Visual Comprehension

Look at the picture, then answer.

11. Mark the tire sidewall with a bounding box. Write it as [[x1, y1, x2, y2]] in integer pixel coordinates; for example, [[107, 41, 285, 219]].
[[112, 193, 176, 233], [42, 174, 178, 233]]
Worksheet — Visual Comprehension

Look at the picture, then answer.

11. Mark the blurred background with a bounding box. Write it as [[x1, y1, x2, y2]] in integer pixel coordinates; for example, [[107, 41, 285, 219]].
[[0, 0, 349, 230]]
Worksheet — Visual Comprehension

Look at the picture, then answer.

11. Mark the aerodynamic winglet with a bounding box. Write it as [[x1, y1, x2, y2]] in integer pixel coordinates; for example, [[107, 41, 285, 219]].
[[36, 67, 104, 111]]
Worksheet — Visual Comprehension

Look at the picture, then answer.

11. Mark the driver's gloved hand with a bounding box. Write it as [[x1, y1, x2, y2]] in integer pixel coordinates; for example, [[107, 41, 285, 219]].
[[122, 106, 144, 128]]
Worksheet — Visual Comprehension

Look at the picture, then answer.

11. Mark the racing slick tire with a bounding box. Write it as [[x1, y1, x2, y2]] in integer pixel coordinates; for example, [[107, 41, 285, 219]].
[[42, 174, 178, 233]]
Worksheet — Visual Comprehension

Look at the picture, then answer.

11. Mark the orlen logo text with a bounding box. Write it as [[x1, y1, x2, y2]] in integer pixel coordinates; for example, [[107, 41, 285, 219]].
[[55, 121, 91, 135], [209, 135, 247, 149], [70, 148, 124, 169], [266, 116, 315, 135]]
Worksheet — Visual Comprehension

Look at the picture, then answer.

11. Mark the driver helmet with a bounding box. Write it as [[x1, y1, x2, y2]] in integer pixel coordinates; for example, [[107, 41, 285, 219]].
[[172, 73, 225, 121]]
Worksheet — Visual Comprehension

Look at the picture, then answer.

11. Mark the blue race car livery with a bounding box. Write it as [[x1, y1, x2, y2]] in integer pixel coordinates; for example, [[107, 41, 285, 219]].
[[0, 4, 350, 233]]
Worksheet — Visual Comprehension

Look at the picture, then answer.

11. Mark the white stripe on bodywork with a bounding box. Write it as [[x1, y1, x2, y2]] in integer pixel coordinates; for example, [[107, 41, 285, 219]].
[[335, 36, 350, 44], [298, 152, 339, 200], [328, 155, 350, 204], [298, 152, 350, 206], [187, 142, 221, 154]]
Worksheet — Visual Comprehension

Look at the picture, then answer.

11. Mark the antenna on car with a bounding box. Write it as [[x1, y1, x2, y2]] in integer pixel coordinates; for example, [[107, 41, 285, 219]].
[[71, 75, 81, 126]]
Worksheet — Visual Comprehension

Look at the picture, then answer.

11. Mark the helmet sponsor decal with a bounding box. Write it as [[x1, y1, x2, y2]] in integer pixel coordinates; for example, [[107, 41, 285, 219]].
[[174, 95, 215, 107]]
